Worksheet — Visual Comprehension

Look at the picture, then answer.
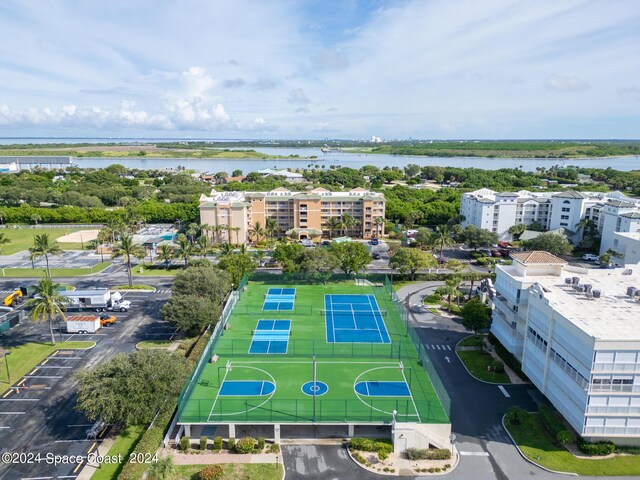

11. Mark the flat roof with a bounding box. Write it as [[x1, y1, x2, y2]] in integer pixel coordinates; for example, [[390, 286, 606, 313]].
[[533, 268, 640, 341]]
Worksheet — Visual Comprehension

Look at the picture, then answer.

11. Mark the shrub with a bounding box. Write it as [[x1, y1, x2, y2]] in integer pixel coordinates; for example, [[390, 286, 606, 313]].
[[435, 467, 441, 472], [198, 464, 224, 480], [487, 333, 529, 381], [269, 443, 280, 453], [505, 406, 530, 427], [257, 436, 265, 451], [616, 446, 640, 455], [492, 359, 505, 373], [200, 435, 208, 451], [469, 251, 486, 259], [406, 448, 451, 460], [444, 463, 451, 469], [428, 467, 435, 473], [350, 437, 376, 451], [180, 436, 190, 451], [227, 437, 235, 450], [378, 449, 389, 461], [539, 405, 565, 437], [383, 467, 390, 472], [577, 438, 616, 456], [424, 293, 441, 304], [477, 257, 489, 266], [353, 452, 367, 464], [234, 436, 256, 454], [213, 436, 222, 451], [556, 430, 572, 445]]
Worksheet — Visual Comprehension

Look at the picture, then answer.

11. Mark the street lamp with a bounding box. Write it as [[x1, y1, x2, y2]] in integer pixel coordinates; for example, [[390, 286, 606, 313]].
[[2, 351, 11, 385], [80, 234, 84, 250]]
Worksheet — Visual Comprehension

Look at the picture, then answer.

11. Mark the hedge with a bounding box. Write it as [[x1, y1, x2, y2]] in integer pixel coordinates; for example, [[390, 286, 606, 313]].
[[405, 448, 451, 460], [487, 333, 529, 381], [577, 438, 616, 456], [349, 437, 392, 456], [538, 405, 565, 438]]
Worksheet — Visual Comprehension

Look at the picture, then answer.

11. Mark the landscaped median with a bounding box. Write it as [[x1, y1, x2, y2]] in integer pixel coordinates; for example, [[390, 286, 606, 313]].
[[503, 410, 640, 476], [0, 341, 96, 395], [455, 335, 510, 384], [0, 262, 111, 278], [136, 340, 175, 350], [112, 284, 156, 291]]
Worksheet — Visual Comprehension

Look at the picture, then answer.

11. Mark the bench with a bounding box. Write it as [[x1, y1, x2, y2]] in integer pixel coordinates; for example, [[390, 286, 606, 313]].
[[210, 354, 219, 364]]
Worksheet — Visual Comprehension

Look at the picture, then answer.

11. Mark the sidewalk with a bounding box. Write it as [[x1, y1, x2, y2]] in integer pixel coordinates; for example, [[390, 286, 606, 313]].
[[76, 437, 116, 480]]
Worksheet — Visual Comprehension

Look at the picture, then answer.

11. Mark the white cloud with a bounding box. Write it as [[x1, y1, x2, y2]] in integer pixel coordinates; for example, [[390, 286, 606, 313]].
[[545, 75, 590, 93]]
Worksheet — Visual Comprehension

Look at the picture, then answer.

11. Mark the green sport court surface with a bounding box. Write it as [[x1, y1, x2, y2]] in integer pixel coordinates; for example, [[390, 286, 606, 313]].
[[178, 282, 449, 425]]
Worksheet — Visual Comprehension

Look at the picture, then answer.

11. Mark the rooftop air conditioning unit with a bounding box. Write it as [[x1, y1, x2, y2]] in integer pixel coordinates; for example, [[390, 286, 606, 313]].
[[626, 286, 637, 297], [623, 269, 633, 275], [584, 284, 592, 293], [577, 285, 585, 293], [593, 290, 602, 298], [565, 278, 573, 285], [572, 277, 580, 285]]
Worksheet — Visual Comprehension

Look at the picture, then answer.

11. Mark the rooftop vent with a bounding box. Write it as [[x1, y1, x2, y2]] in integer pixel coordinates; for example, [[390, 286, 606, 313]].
[[584, 284, 592, 293], [572, 277, 580, 285], [626, 286, 637, 297], [565, 278, 573, 285], [593, 290, 602, 298], [623, 269, 633, 275]]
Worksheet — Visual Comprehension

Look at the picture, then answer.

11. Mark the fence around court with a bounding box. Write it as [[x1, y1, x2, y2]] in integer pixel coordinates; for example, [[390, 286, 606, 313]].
[[383, 275, 451, 419]]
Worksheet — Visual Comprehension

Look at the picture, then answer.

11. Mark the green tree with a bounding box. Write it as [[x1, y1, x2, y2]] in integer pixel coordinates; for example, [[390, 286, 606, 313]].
[[26, 278, 68, 345], [0, 210, 6, 226], [111, 233, 146, 287], [325, 217, 342, 239], [508, 223, 526, 240], [217, 253, 256, 287], [186, 222, 200, 243], [461, 298, 490, 335], [148, 455, 175, 480], [505, 406, 531, 427], [298, 248, 338, 283], [339, 213, 358, 237], [31, 213, 42, 225], [248, 220, 266, 243], [273, 242, 304, 272], [0, 232, 10, 254], [161, 295, 220, 335], [157, 244, 175, 269], [196, 235, 213, 258], [432, 225, 456, 259], [329, 242, 370, 276], [374, 216, 384, 237], [522, 232, 572, 256], [414, 227, 434, 249], [265, 218, 280, 240], [175, 234, 195, 267], [28, 233, 63, 278], [389, 247, 436, 280], [173, 266, 231, 301], [461, 225, 499, 251], [599, 251, 611, 268], [218, 242, 234, 257], [75, 350, 190, 425]]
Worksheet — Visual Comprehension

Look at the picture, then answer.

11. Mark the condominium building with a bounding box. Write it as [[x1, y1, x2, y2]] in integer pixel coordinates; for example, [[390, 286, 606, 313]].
[[491, 251, 640, 445], [459, 189, 640, 250], [199, 187, 385, 243]]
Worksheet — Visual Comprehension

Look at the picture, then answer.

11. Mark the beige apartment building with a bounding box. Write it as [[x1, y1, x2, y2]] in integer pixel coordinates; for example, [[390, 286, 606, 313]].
[[199, 187, 385, 244]]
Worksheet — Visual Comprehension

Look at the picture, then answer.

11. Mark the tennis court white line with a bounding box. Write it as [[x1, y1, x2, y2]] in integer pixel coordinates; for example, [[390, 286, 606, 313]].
[[369, 294, 391, 344], [400, 362, 422, 423], [207, 364, 231, 422], [367, 295, 384, 343]]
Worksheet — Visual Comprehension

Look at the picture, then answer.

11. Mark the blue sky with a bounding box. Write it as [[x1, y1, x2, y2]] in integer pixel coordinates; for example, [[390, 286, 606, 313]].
[[0, 0, 638, 139]]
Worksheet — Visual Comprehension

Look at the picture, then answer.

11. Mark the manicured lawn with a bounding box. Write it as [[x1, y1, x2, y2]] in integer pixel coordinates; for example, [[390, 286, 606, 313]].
[[90, 425, 145, 480], [0, 228, 84, 255], [458, 334, 486, 347], [507, 414, 640, 476], [0, 262, 111, 278], [0, 341, 95, 394], [112, 284, 156, 291], [172, 463, 284, 480], [137, 340, 174, 350], [457, 350, 510, 384]]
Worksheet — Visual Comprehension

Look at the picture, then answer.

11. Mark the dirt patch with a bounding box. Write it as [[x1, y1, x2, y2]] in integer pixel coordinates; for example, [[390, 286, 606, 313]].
[[57, 229, 100, 243]]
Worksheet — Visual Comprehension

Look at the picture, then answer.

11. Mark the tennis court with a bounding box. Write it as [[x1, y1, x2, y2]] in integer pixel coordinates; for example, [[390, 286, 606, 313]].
[[248, 319, 291, 354], [178, 282, 450, 425], [325, 294, 391, 344], [263, 288, 296, 311]]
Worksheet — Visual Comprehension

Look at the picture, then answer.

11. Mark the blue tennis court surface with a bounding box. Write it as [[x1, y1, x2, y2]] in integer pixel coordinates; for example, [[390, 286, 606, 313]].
[[263, 288, 296, 311], [249, 319, 291, 354], [355, 381, 410, 397], [219, 380, 275, 396], [325, 294, 391, 344]]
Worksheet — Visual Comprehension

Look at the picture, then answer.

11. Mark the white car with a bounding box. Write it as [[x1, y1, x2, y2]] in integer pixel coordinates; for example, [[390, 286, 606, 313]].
[[582, 253, 599, 261]]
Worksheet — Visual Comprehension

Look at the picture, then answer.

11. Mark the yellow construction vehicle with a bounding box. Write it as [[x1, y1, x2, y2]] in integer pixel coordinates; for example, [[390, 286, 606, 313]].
[[3, 290, 23, 308]]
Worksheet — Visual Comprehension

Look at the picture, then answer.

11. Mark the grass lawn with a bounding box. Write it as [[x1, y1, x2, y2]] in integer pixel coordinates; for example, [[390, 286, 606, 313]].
[[0, 228, 85, 255], [136, 340, 174, 350], [172, 463, 284, 480], [0, 262, 111, 278], [112, 284, 155, 291], [458, 334, 486, 347], [506, 414, 640, 476], [457, 350, 510, 384], [0, 341, 95, 394], [90, 425, 145, 480]]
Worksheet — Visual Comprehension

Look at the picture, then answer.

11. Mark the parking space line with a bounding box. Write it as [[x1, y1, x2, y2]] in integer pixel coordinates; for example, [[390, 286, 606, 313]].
[[498, 385, 510, 398], [29, 368, 39, 375], [0, 411, 26, 414], [41, 358, 49, 365], [36, 365, 74, 369], [0, 398, 40, 401], [73, 461, 84, 474], [17, 379, 26, 386], [2, 390, 11, 398], [24, 375, 63, 379]]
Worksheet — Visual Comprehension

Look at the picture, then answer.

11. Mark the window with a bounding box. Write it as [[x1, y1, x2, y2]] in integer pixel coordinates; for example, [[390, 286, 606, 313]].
[[563, 200, 570, 204], [527, 326, 547, 352], [561, 215, 570, 220], [562, 207, 570, 212], [560, 222, 568, 227]]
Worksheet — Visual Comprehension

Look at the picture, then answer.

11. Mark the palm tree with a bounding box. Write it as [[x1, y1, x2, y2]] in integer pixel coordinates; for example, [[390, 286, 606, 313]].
[[232, 227, 241, 245], [0, 210, 6, 226], [340, 214, 356, 236], [325, 217, 341, 239], [374, 216, 384, 237], [508, 223, 526, 240], [196, 235, 213, 258], [219, 242, 234, 257], [29, 234, 63, 278], [175, 234, 194, 268], [200, 224, 212, 241], [433, 225, 455, 259], [266, 218, 279, 240], [26, 279, 68, 345], [213, 224, 224, 243], [248, 221, 266, 243], [446, 276, 464, 307], [186, 223, 200, 243], [467, 271, 483, 301], [157, 244, 175, 269], [221, 225, 231, 243], [0, 232, 10, 254], [111, 233, 146, 287]]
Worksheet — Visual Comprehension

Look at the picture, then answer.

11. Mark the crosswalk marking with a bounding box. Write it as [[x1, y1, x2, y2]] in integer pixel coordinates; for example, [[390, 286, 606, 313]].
[[424, 344, 452, 351]]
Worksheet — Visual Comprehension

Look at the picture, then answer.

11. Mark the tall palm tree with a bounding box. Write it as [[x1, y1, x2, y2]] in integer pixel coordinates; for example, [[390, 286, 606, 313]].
[[196, 235, 213, 258], [175, 234, 194, 268], [248, 221, 266, 243], [29, 234, 63, 278], [232, 227, 241, 245], [213, 224, 224, 243], [219, 242, 234, 257], [186, 223, 200, 243], [374, 216, 384, 237], [325, 217, 341, 239], [266, 218, 279, 240], [157, 244, 175, 269], [111, 233, 146, 287], [221, 225, 231, 243], [26, 279, 68, 345], [340, 214, 356, 236], [200, 224, 212, 241], [433, 225, 455, 259], [0, 232, 10, 254]]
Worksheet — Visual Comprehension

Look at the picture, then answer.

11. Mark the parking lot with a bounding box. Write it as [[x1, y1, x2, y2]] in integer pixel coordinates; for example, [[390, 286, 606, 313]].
[[0, 279, 175, 479]]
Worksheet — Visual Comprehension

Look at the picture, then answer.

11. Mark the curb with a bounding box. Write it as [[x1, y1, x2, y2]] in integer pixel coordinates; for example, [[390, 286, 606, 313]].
[[135, 341, 173, 351], [112, 287, 157, 293], [60, 341, 97, 349], [501, 415, 578, 476], [454, 338, 512, 386], [345, 446, 398, 476]]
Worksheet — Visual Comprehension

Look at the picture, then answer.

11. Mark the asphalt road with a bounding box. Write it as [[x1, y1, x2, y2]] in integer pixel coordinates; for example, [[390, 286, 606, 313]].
[[0, 275, 174, 480]]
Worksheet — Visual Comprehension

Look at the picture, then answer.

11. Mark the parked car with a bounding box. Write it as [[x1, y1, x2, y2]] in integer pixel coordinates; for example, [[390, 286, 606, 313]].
[[490, 250, 502, 257], [370, 237, 379, 246], [582, 253, 599, 261], [320, 240, 331, 247], [371, 252, 381, 260]]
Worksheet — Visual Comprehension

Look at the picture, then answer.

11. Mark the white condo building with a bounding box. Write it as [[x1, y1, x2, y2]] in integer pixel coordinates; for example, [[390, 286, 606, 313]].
[[459, 189, 640, 255], [491, 251, 640, 445]]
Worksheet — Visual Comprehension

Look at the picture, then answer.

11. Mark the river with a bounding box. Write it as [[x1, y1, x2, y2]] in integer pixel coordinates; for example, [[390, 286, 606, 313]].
[[73, 147, 640, 172]]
